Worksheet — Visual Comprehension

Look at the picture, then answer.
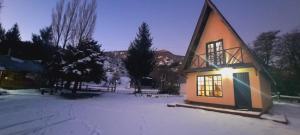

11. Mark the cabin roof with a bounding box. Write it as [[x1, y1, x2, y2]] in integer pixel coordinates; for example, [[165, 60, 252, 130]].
[[181, 0, 275, 85], [0, 55, 43, 73]]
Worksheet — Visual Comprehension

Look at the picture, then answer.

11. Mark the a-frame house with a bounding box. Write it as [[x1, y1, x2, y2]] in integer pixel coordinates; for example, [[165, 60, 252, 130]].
[[182, 0, 274, 112]]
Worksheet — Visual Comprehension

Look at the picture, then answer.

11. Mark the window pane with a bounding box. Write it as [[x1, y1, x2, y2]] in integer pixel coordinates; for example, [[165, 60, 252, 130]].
[[213, 75, 222, 97], [206, 40, 224, 65], [197, 75, 223, 97], [205, 76, 213, 96], [197, 76, 205, 96]]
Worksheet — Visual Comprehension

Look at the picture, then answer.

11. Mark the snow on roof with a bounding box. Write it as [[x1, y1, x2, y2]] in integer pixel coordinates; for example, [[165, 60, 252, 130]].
[[11, 57, 24, 63], [0, 55, 43, 73]]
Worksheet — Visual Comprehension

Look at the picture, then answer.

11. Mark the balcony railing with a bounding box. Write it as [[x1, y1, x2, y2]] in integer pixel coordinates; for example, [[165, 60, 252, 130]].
[[191, 47, 244, 68]]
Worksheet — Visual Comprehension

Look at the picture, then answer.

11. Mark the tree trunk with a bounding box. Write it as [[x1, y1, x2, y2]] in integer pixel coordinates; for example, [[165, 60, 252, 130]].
[[72, 81, 78, 94], [64, 81, 71, 89], [114, 81, 117, 92], [60, 79, 64, 89], [136, 80, 142, 93], [79, 81, 82, 90]]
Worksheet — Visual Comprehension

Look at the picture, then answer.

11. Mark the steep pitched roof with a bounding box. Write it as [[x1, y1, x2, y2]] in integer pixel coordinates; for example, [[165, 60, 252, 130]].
[[182, 0, 275, 84]]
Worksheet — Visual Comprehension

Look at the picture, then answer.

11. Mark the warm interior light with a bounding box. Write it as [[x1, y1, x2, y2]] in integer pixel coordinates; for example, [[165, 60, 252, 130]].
[[219, 68, 234, 78]]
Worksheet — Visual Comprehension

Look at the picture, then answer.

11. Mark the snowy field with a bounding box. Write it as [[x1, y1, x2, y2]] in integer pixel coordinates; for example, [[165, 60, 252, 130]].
[[0, 89, 300, 135]]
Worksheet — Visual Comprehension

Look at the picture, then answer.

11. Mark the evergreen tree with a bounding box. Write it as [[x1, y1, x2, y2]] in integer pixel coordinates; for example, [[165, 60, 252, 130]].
[[2, 23, 21, 56], [253, 30, 280, 66], [0, 23, 6, 54], [31, 26, 62, 87], [62, 39, 105, 93], [0, 23, 5, 43], [32, 27, 53, 47], [124, 22, 156, 93], [5, 23, 21, 42]]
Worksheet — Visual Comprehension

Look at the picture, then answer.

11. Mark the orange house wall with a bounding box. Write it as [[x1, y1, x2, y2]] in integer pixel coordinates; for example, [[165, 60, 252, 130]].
[[184, 10, 273, 110], [185, 68, 263, 109], [194, 11, 253, 64]]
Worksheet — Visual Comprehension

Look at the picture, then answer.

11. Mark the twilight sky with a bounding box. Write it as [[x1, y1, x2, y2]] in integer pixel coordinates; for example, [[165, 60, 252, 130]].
[[1, 0, 300, 55]]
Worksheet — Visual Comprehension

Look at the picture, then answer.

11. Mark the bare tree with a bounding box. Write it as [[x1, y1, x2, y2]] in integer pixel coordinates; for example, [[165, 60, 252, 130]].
[[51, 0, 97, 49], [61, 0, 80, 49], [0, 0, 3, 15], [52, 0, 66, 47], [76, 0, 97, 42]]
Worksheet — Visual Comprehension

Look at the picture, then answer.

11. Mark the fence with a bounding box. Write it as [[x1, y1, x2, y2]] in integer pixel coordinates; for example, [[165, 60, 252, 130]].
[[272, 95, 300, 103]]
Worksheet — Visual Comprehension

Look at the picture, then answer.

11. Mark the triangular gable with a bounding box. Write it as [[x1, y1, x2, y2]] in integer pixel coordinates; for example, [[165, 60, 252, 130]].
[[182, 0, 275, 84]]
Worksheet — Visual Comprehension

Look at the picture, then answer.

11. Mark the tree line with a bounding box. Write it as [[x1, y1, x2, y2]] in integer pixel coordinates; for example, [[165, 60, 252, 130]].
[[253, 29, 300, 96], [0, 0, 105, 94], [0, 0, 158, 94]]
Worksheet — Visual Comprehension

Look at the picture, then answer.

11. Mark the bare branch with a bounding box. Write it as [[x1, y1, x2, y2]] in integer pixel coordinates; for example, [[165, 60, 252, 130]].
[[51, 0, 97, 48], [73, 0, 97, 44], [51, 0, 65, 47], [61, 0, 80, 49]]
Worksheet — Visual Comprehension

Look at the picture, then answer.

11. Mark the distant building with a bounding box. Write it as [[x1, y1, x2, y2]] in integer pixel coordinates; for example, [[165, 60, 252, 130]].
[[0, 55, 43, 89]]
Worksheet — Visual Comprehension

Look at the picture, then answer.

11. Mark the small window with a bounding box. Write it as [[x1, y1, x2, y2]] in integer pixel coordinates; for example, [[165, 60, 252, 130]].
[[206, 40, 225, 66], [197, 75, 223, 97]]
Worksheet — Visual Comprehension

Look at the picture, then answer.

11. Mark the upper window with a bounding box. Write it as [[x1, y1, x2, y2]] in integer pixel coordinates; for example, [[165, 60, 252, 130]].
[[206, 40, 225, 66], [197, 75, 223, 97]]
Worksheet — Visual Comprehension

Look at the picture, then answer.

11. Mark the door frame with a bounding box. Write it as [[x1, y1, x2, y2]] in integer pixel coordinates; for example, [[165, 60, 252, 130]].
[[233, 72, 252, 110]]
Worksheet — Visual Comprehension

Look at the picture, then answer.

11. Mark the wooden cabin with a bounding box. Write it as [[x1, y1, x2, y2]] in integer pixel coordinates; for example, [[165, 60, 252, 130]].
[[182, 0, 274, 112], [0, 55, 43, 89]]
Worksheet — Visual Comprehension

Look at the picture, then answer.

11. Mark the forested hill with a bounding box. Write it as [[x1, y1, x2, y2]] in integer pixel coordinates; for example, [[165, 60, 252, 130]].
[[105, 49, 184, 66]]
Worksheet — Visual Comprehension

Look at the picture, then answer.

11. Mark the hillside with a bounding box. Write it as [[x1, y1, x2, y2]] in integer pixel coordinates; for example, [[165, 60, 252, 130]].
[[105, 49, 184, 66]]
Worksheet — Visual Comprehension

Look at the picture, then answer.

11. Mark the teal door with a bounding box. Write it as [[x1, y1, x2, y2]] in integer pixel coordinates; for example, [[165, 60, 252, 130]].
[[233, 72, 252, 110]]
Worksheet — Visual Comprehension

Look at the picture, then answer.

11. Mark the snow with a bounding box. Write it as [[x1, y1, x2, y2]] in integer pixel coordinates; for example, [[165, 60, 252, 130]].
[[119, 76, 131, 88], [0, 66, 5, 70], [77, 57, 91, 63], [61, 60, 66, 65], [0, 89, 299, 135], [72, 69, 82, 75], [86, 68, 91, 72], [95, 61, 102, 65]]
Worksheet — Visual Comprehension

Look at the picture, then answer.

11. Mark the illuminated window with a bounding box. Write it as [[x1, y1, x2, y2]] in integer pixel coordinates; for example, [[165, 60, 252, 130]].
[[206, 40, 225, 66], [197, 75, 222, 97]]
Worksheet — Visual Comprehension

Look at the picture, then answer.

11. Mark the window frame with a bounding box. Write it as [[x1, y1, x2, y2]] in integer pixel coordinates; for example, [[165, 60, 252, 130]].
[[206, 39, 225, 66], [196, 74, 223, 97]]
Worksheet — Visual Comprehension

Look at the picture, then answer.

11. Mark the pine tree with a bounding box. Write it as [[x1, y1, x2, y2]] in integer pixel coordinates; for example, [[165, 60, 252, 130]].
[[32, 27, 53, 47], [5, 24, 21, 42], [32, 26, 62, 88], [2, 23, 21, 56], [0, 23, 5, 43], [62, 39, 105, 93], [124, 22, 156, 93], [0, 23, 6, 54]]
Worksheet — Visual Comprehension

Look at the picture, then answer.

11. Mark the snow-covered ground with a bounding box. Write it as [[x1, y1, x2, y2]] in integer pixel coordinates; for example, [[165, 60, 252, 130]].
[[0, 89, 299, 135]]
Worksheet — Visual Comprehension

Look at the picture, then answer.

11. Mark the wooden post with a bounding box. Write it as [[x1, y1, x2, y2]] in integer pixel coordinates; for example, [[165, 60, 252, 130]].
[[240, 48, 244, 63], [0, 70, 3, 87]]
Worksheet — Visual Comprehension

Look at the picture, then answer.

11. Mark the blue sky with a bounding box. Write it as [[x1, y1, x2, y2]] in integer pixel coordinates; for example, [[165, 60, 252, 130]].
[[1, 0, 300, 55]]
